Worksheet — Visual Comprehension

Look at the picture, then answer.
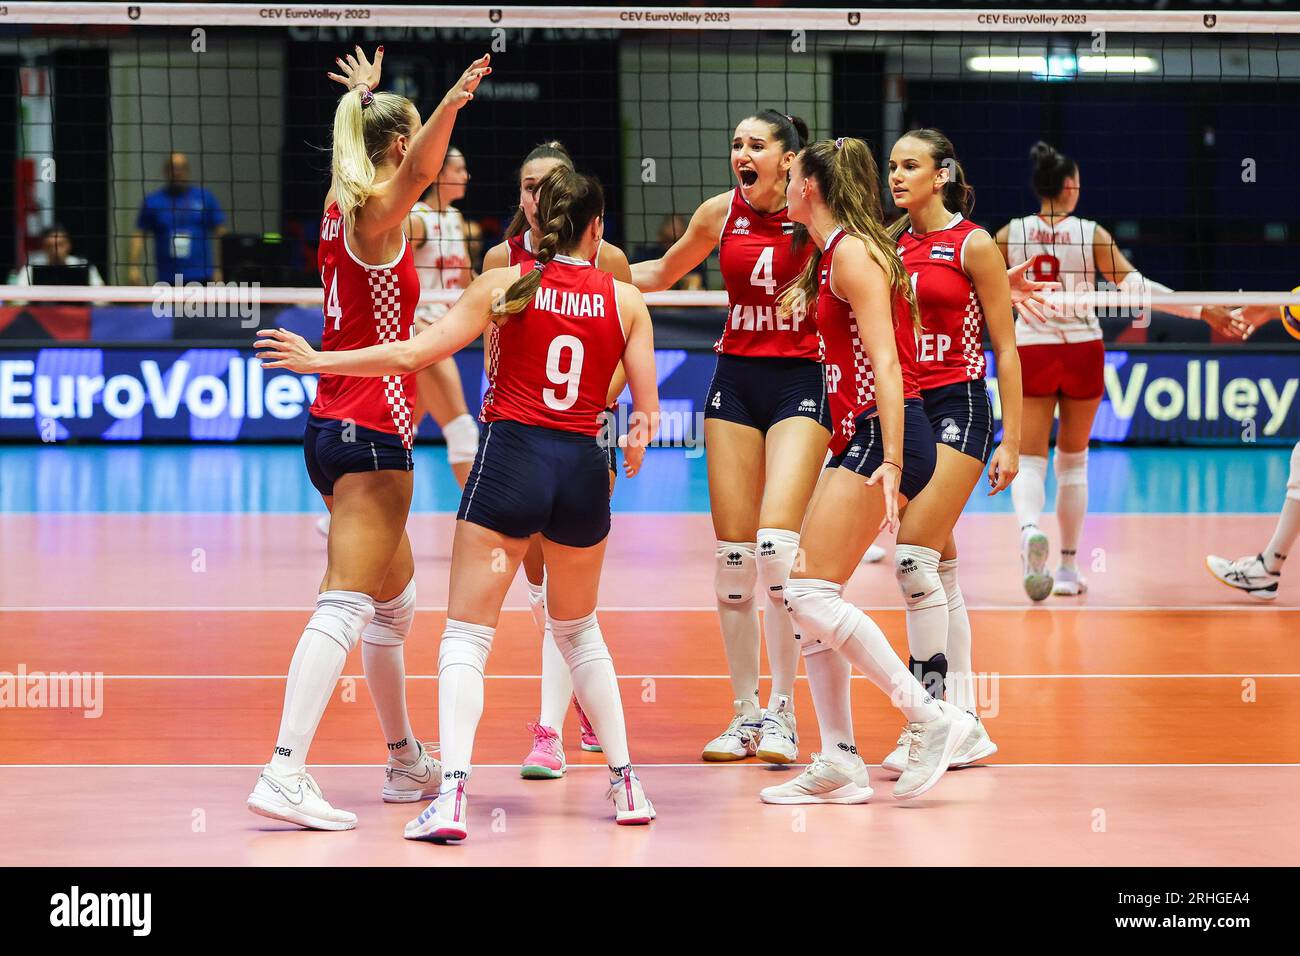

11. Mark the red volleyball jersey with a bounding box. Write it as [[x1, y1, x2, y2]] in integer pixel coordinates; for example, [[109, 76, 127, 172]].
[[480, 256, 624, 436], [818, 228, 921, 454], [897, 213, 987, 391], [507, 231, 601, 270], [716, 189, 820, 360], [310, 202, 420, 448]]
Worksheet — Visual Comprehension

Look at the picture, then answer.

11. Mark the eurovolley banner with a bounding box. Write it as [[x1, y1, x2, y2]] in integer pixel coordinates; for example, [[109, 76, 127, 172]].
[[0, 346, 1295, 443]]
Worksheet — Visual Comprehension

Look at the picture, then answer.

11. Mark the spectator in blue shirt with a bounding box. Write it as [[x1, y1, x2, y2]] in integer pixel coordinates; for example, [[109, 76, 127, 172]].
[[128, 152, 227, 284]]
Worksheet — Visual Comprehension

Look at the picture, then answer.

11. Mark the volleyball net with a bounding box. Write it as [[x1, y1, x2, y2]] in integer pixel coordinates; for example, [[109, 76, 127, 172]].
[[1, 3, 1299, 341]]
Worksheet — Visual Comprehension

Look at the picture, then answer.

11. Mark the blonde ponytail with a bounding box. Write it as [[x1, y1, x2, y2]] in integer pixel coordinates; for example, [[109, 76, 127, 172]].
[[329, 89, 415, 228], [779, 137, 919, 329]]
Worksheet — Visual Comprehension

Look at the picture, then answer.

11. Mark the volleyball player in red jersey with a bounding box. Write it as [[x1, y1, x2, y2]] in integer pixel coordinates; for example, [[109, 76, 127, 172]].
[[632, 110, 830, 765], [862, 129, 1025, 774], [259, 165, 661, 841], [244, 48, 490, 831], [482, 142, 632, 773], [757, 138, 974, 805]]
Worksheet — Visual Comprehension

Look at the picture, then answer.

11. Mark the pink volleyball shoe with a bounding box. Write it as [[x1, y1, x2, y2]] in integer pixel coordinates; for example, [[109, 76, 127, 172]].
[[573, 696, 603, 753], [521, 722, 566, 779]]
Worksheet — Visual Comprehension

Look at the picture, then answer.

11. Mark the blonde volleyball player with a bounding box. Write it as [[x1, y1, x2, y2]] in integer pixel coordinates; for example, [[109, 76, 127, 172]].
[[260, 166, 661, 839], [482, 141, 633, 776], [314, 147, 479, 540], [408, 146, 480, 487], [997, 142, 1236, 600], [632, 110, 832, 766], [759, 137, 974, 805], [246, 48, 490, 830]]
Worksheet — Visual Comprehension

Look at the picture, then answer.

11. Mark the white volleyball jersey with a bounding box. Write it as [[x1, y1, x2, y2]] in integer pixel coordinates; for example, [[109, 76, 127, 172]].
[[1004, 214, 1101, 345], [410, 202, 472, 320]]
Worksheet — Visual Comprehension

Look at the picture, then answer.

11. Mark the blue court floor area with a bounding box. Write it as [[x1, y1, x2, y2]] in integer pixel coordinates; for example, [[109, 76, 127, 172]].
[[0, 443, 1292, 515]]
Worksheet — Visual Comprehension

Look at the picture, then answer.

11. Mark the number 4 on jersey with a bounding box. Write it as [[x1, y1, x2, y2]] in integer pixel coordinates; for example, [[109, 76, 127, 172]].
[[750, 246, 776, 296]]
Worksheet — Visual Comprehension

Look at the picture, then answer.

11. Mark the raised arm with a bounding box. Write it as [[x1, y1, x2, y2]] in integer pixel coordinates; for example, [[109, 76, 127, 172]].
[[630, 192, 729, 292], [834, 237, 905, 532], [615, 281, 660, 476], [965, 230, 1022, 494], [351, 55, 492, 239], [257, 267, 515, 377]]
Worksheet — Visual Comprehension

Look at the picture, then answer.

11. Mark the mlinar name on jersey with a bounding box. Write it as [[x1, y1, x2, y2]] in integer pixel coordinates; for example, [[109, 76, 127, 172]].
[[729, 305, 803, 333], [533, 288, 606, 318]]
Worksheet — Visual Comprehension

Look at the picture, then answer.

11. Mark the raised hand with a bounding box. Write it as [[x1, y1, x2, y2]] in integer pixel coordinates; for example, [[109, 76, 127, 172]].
[[327, 45, 384, 92], [1007, 258, 1061, 330], [443, 54, 492, 111]]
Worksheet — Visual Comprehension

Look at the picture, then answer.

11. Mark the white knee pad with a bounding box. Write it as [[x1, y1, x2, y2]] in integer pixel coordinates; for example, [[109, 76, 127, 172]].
[[755, 528, 800, 603], [715, 542, 758, 605], [443, 413, 481, 466], [437, 619, 495, 674], [306, 590, 375, 655], [1288, 441, 1300, 501], [1054, 448, 1089, 487], [782, 578, 853, 656], [937, 558, 964, 612], [894, 545, 945, 612], [549, 612, 611, 671], [362, 578, 416, 647]]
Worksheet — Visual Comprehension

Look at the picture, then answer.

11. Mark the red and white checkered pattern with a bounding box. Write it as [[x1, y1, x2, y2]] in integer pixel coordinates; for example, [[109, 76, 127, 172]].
[[480, 324, 501, 420], [367, 268, 413, 449], [961, 289, 986, 380]]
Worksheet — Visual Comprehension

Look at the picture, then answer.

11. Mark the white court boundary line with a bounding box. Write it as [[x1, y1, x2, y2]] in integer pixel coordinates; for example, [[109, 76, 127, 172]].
[[4, 604, 1295, 613], [2, 763, 1297, 770], [62, 673, 1300, 681]]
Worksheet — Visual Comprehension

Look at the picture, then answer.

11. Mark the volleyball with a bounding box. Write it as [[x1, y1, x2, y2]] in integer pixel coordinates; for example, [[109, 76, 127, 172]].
[[1282, 286, 1300, 340]]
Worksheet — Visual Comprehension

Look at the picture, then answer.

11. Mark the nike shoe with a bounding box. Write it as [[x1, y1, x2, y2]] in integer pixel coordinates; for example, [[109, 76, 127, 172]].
[[880, 729, 908, 774], [404, 779, 469, 843], [316, 514, 331, 538], [1021, 526, 1053, 602], [755, 695, 799, 765], [1206, 553, 1280, 601], [759, 753, 874, 805], [861, 544, 887, 564], [949, 716, 998, 768], [246, 765, 356, 831], [893, 701, 975, 800], [521, 722, 566, 779], [607, 767, 655, 825], [382, 741, 441, 803], [573, 696, 602, 753], [701, 699, 762, 761], [1052, 565, 1088, 596]]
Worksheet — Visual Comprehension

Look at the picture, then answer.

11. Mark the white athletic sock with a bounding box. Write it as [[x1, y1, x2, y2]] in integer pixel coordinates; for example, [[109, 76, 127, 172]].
[[361, 579, 419, 765], [526, 577, 546, 636], [938, 559, 975, 713], [1263, 442, 1300, 574], [1012, 454, 1048, 531], [757, 528, 801, 709], [803, 648, 857, 766], [551, 612, 631, 769], [538, 619, 573, 732], [437, 619, 495, 782], [1054, 448, 1089, 569], [784, 579, 941, 723], [715, 542, 761, 708], [271, 590, 374, 774]]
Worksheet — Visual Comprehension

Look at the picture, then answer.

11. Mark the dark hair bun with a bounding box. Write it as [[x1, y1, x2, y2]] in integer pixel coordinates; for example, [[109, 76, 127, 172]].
[[1029, 140, 1077, 200], [788, 114, 810, 150]]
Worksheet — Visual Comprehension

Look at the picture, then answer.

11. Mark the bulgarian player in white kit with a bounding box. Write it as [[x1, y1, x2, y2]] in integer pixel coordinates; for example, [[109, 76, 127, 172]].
[[408, 146, 481, 487], [997, 141, 1236, 601]]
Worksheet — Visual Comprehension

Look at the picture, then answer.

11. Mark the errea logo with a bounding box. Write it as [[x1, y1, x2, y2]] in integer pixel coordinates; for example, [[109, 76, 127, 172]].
[[799, 398, 818, 412], [733, 216, 751, 235]]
